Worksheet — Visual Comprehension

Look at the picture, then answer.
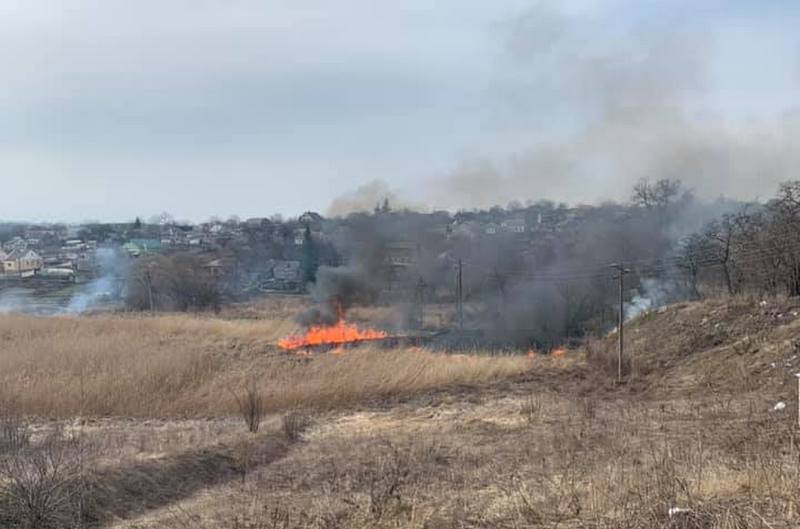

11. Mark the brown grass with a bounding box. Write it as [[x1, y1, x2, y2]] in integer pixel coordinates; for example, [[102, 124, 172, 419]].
[[4, 297, 798, 528], [104, 388, 800, 529], [0, 313, 532, 418]]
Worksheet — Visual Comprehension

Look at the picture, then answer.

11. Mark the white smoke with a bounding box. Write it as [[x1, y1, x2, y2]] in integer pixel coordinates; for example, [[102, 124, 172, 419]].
[[625, 278, 674, 321], [64, 247, 127, 314]]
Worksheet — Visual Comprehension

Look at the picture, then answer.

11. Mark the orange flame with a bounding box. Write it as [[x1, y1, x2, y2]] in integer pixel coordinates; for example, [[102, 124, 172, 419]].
[[278, 319, 388, 351], [527, 347, 566, 358]]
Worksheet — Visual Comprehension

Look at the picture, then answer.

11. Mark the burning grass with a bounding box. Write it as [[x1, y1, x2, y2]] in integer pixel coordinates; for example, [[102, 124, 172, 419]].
[[277, 319, 388, 350], [0, 313, 533, 418]]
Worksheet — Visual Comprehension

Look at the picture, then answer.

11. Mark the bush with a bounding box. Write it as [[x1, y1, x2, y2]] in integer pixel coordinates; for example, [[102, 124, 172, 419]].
[[0, 425, 88, 529], [126, 253, 221, 312], [231, 380, 264, 434], [282, 412, 312, 442]]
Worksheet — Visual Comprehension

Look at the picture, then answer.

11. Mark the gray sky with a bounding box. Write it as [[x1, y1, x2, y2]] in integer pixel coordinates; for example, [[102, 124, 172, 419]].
[[1, 0, 798, 222]]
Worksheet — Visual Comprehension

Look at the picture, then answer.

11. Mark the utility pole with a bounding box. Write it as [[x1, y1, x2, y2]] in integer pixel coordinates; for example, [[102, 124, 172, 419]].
[[457, 259, 464, 331], [796, 373, 800, 429], [416, 276, 426, 330], [610, 263, 630, 382]]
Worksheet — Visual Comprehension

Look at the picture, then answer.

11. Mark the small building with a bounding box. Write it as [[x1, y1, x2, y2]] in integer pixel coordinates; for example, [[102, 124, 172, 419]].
[[3, 249, 43, 275], [3, 237, 27, 253], [272, 260, 301, 282], [384, 241, 417, 267], [245, 217, 269, 227], [501, 218, 526, 234], [293, 228, 306, 246], [123, 239, 162, 257], [255, 259, 303, 291], [202, 258, 236, 278]]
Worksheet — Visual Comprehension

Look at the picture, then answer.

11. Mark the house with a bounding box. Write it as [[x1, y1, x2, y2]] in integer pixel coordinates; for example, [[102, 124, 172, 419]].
[[256, 259, 302, 291], [384, 241, 417, 267], [293, 228, 306, 246], [203, 258, 236, 278], [501, 218, 526, 234], [3, 236, 27, 253], [245, 217, 269, 228], [484, 222, 499, 235], [272, 260, 301, 282], [3, 249, 43, 275], [123, 239, 162, 256]]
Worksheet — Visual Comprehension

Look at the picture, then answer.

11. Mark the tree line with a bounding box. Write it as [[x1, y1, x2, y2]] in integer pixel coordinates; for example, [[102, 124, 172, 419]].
[[678, 181, 800, 298]]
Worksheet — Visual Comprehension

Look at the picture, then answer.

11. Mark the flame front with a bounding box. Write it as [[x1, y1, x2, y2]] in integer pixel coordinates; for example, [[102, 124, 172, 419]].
[[527, 347, 567, 358], [278, 319, 388, 351]]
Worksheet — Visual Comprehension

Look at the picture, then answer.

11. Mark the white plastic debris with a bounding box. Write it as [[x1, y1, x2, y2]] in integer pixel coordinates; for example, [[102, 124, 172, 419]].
[[669, 507, 691, 518], [773, 401, 787, 411], [760, 300, 768, 307]]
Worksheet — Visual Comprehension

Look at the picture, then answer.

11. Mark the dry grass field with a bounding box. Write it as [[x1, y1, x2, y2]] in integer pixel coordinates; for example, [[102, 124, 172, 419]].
[[1, 296, 799, 528], [0, 311, 530, 418]]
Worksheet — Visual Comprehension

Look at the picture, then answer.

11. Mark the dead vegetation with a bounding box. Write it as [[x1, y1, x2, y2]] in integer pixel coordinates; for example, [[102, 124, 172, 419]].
[[109, 389, 799, 529], [0, 296, 799, 528], [0, 313, 532, 418], [0, 417, 92, 529], [231, 380, 265, 434]]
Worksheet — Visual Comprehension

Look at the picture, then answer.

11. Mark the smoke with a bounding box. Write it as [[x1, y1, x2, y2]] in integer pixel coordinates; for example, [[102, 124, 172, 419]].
[[431, 3, 800, 210], [0, 289, 33, 314], [298, 214, 390, 326], [65, 248, 127, 313], [327, 180, 422, 217], [299, 264, 382, 325], [625, 278, 676, 321], [303, 3, 798, 345]]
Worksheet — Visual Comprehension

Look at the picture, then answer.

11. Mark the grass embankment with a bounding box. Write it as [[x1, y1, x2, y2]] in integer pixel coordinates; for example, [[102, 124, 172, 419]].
[[0, 313, 532, 418]]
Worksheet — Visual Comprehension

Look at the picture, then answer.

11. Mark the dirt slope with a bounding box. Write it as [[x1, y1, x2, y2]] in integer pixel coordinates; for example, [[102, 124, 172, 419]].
[[593, 296, 800, 403]]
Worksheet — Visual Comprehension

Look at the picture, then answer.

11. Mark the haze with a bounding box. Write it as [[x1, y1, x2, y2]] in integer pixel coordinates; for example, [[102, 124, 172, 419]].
[[1, 0, 798, 222]]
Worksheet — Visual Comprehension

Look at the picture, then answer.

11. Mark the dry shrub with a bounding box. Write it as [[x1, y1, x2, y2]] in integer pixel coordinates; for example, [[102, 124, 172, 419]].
[[282, 412, 312, 442], [520, 394, 542, 425], [0, 424, 90, 529], [0, 410, 30, 455], [231, 379, 265, 433]]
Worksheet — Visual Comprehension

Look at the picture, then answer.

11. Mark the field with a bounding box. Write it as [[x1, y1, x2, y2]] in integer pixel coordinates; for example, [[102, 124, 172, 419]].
[[1, 296, 799, 528]]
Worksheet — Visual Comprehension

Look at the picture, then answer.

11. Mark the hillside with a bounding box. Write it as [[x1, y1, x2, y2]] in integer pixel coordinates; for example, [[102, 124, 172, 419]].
[[589, 297, 800, 403]]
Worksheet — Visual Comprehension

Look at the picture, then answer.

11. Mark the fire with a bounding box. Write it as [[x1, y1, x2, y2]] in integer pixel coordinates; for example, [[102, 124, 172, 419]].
[[527, 347, 567, 358], [278, 319, 388, 351]]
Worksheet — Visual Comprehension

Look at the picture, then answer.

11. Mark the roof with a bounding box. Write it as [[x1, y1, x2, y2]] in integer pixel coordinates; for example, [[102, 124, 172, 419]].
[[5, 249, 40, 260], [128, 238, 161, 250]]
